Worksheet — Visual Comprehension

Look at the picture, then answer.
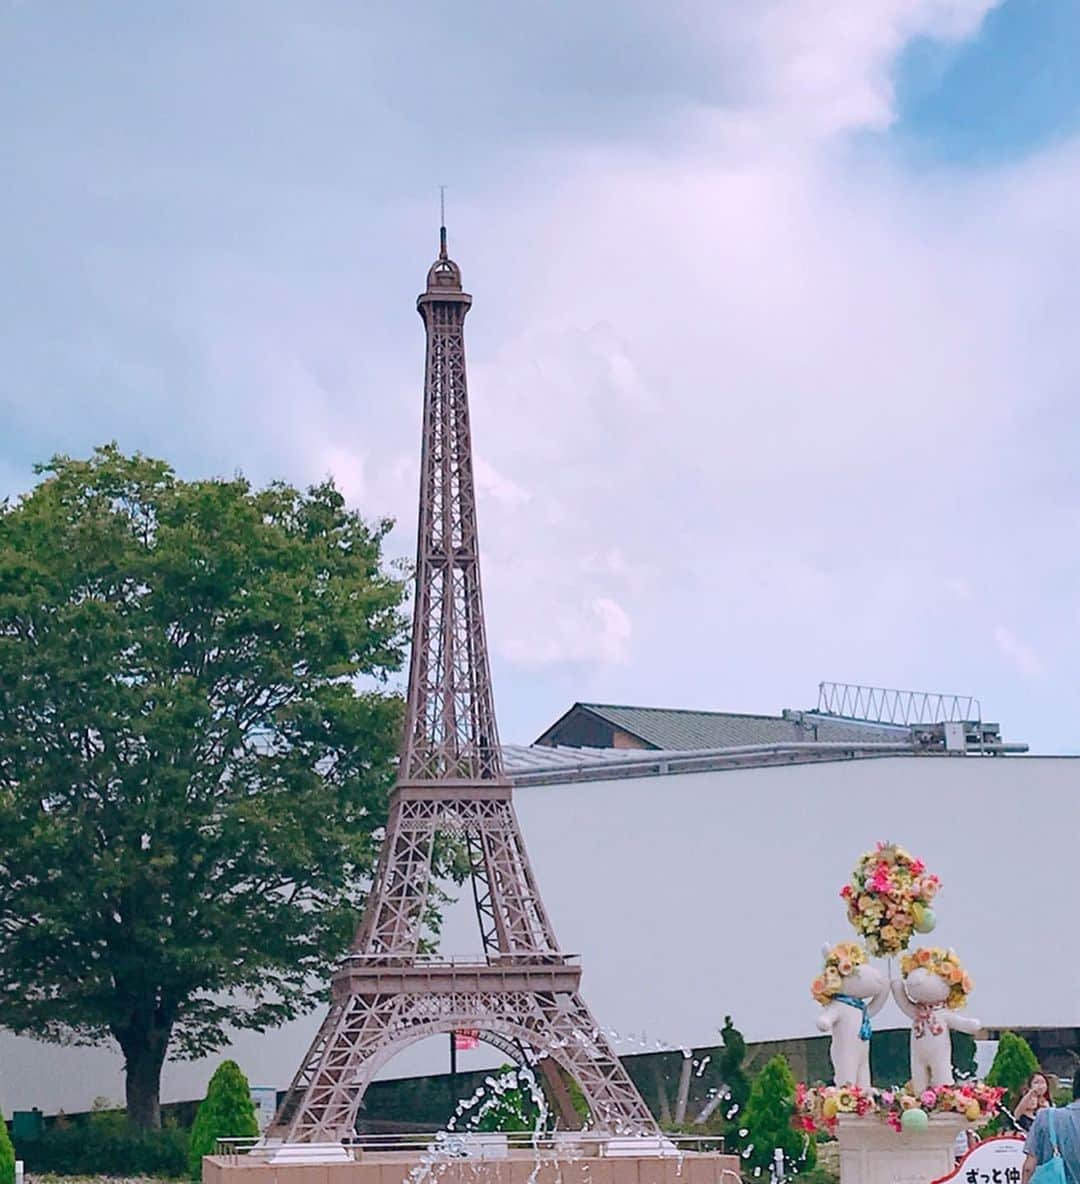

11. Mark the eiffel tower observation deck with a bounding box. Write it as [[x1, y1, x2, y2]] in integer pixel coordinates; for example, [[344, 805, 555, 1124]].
[[267, 230, 658, 1143]]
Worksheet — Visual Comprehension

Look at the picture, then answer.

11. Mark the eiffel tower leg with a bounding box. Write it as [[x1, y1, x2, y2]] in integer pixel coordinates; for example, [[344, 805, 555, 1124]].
[[528, 991, 658, 1136], [537, 1058, 581, 1129]]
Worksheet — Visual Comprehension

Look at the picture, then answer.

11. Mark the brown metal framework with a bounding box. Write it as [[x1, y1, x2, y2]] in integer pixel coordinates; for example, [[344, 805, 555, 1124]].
[[268, 230, 657, 1142]]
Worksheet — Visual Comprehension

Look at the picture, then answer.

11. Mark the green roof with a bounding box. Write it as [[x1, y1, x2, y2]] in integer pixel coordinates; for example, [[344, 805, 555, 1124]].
[[538, 702, 908, 750]]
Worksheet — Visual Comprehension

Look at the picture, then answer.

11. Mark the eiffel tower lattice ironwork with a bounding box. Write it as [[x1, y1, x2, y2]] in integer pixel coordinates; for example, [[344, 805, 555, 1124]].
[[268, 229, 658, 1142]]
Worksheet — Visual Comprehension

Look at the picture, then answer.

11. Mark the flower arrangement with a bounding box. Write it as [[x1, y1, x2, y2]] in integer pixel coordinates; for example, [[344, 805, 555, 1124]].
[[794, 1083, 876, 1132], [840, 842, 939, 955], [795, 1081, 1003, 1135], [900, 947, 973, 1009], [810, 941, 867, 1005]]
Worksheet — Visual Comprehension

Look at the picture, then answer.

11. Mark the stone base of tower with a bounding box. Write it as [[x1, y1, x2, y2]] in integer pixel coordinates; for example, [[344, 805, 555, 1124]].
[[203, 1148, 740, 1184]]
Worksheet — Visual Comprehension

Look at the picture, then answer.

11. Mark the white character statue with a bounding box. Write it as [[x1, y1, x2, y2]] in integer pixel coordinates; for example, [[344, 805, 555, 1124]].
[[892, 947, 981, 1089], [812, 941, 889, 1088]]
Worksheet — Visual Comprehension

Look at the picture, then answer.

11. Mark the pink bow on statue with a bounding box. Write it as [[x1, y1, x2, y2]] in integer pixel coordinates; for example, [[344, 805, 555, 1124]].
[[913, 1003, 945, 1039]]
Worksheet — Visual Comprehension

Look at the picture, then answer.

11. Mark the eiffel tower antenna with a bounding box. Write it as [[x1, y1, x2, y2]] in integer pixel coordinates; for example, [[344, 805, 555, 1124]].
[[268, 229, 657, 1142]]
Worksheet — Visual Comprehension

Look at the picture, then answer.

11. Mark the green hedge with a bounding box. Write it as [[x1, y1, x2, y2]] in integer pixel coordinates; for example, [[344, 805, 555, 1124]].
[[0, 1118, 15, 1184], [17, 1121, 189, 1178]]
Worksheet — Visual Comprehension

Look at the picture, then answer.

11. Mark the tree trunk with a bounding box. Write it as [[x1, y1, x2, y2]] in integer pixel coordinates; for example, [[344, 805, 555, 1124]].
[[117, 1025, 170, 1130]]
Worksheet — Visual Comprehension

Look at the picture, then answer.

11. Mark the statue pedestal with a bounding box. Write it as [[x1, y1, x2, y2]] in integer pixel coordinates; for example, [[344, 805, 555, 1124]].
[[837, 1114, 967, 1184]]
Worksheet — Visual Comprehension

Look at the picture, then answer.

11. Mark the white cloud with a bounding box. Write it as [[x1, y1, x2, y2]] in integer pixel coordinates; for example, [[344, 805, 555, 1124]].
[[664, 0, 1001, 148], [474, 456, 530, 508], [445, 5, 1080, 743], [993, 628, 1045, 680], [502, 596, 633, 667]]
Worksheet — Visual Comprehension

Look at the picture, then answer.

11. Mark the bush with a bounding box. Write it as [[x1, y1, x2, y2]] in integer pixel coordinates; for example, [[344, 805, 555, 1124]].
[[986, 1033, 1040, 1105], [471, 1066, 543, 1133], [188, 1061, 259, 1179], [17, 1121, 188, 1177], [740, 1055, 817, 1176], [0, 1118, 14, 1184], [985, 1032, 1040, 1134], [720, 1016, 750, 1116]]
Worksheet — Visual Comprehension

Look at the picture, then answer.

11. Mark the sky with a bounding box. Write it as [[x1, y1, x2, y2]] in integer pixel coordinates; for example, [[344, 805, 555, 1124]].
[[4, 1, 1080, 753]]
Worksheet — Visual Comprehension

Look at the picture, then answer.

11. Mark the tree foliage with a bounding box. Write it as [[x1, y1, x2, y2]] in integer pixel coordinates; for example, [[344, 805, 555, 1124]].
[[471, 1066, 543, 1134], [986, 1032, 1040, 1105], [739, 1055, 816, 1176], [0, 446, 407, 1127], [188, 1060, 259, 1179], [719, 1015, 750, 1139], [720, 1016, 749, 1110], [0, 1116, 14, 1184]]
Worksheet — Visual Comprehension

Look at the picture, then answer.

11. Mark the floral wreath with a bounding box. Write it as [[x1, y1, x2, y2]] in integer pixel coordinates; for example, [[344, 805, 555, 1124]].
[[899, 947, 973, 1009], [810, 941, 866, 1005], [795, 1081, 1002, 1135]]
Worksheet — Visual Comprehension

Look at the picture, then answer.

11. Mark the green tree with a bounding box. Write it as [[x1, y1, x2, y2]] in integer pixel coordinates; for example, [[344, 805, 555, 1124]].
[[0, 1115, 14, 1184], [0, 446, 407, 1128], [720, 1016, 750, 1116], [188, 1060, 259, 1178], [986, 1032, 1040, 1106], [739, 1055, 816, 1176]]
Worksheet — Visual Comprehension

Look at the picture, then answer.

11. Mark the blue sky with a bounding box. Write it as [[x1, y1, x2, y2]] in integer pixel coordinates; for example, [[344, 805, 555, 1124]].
[[4, 1, 1080, 752]]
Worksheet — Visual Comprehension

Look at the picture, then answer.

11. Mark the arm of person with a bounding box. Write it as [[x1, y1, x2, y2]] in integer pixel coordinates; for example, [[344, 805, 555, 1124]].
[[1014, 1090, 1037, 1118], [1022, 1109, 1047, 1184]]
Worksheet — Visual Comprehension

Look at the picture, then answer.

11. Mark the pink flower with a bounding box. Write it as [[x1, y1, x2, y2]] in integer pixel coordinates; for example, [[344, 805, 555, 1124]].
[[881, 1091, 894, 1105], [920, 1090, 936, 1107]]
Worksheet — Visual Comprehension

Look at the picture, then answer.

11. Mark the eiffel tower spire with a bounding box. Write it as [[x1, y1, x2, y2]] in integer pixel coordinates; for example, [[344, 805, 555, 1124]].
[[268, 229, 658, 1143], [400, 226, 502, 782]]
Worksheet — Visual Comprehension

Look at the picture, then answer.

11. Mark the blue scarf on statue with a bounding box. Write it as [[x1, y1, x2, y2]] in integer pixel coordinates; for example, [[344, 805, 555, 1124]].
[[834, 994, 873, 1040]]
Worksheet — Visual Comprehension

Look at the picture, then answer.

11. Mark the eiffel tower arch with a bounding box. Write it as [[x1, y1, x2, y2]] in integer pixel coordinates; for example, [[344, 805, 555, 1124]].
[[268, 228, 657, 1143]]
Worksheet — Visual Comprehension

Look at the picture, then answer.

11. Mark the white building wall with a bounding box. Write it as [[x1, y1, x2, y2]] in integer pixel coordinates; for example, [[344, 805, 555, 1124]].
[[2, 754, 1077, 1116]]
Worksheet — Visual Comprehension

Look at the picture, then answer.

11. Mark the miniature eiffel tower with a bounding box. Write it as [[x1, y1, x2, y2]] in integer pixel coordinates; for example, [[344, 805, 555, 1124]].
[[267, 228, 658, 1142]]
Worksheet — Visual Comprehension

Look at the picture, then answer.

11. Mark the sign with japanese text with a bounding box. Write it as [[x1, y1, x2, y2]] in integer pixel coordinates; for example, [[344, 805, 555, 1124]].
[[931, 1135, 1026, 1184], [454, 1028, 479, 1050]]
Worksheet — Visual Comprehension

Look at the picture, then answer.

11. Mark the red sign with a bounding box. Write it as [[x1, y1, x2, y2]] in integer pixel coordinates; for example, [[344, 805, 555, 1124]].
[[454, 1029, 479, 1050], [931, 1134, 1026, 1184]]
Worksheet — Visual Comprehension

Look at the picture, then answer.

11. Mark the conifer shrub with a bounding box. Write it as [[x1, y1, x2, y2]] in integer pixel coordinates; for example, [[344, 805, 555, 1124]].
[[985, 1032, 1041, 1134], [740, 1054, 816, 1176], [986, 1032, 1041, 1105], [0, 1117, 15, 1184], [188, 1061, 259, 1180]]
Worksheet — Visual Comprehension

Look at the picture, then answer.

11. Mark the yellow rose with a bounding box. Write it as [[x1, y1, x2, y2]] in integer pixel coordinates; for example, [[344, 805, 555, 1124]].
[[965, 1102, 981, 1122], [822, 1097, 839, 1119]]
